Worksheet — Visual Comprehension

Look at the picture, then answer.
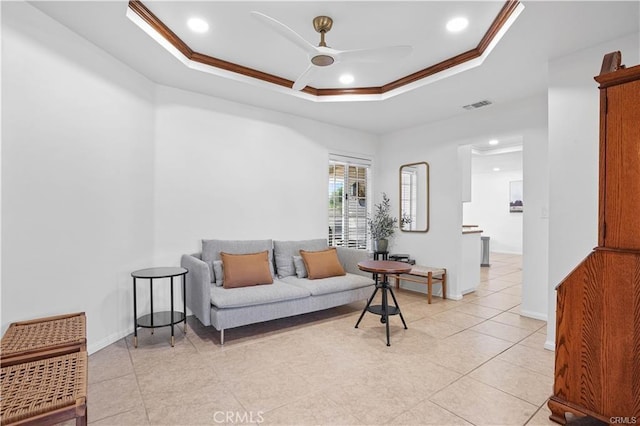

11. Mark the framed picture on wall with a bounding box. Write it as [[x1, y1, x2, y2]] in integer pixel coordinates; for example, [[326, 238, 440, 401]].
[[510, 180, 523, 213]]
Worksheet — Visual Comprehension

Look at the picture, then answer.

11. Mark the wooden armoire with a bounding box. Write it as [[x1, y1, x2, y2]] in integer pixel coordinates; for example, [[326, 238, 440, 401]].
[[548, 52, 640, 424]]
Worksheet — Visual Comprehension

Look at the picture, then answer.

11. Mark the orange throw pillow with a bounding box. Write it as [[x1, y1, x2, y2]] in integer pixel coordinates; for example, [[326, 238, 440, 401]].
[[299, 247, 346, 280], [221, 251, 274, 288]]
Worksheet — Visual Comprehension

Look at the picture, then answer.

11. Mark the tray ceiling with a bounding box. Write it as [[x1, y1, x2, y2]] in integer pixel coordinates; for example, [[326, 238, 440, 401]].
[[127, 0, 522, 100]]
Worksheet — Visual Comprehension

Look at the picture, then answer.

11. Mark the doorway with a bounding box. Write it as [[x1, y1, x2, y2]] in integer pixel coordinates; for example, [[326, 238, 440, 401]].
[[462, 137, 524, 303]]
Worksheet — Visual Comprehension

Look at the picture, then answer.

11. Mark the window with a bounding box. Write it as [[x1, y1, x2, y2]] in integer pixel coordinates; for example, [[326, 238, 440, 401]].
[[328, 155, 371, 249]]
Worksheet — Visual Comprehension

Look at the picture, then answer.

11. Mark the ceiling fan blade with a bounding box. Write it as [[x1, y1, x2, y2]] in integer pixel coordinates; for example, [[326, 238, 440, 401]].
[[251, 11, 317, 55], [337, 45, 413, 63], [292, 65, 318, 91]]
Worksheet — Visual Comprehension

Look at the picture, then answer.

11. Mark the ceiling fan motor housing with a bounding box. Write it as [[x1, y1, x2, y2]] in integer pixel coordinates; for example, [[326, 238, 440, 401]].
[[313, 16, 333, 34]]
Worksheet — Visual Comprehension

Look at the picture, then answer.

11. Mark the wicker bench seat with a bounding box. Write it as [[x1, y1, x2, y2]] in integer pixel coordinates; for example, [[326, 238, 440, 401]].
[[1, 313, 86, 367], [1, 351, 88, 426], [391, 265, 447, 304]]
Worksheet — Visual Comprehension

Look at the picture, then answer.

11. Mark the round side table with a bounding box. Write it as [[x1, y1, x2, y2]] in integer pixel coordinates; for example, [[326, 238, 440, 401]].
[[354, 260, 411, 346], [131, 267, 188, 347]]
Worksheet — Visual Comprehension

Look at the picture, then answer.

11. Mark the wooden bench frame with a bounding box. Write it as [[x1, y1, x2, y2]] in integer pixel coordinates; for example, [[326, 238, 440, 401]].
[[391, 266, 447, 304]]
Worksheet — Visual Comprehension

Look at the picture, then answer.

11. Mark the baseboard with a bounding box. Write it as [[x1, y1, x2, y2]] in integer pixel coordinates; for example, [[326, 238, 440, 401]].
[[520, 309, 547, 322], [87, 327, 133, 355], [544, 339, 555, 351]]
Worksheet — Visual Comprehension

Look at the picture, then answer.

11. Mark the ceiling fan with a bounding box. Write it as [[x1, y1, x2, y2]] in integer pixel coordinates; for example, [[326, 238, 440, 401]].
[[251, 12, 413, 91]]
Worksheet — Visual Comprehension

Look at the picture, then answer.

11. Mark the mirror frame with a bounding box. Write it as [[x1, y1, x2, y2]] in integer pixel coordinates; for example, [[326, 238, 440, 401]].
[[399, 161, 430, 233]]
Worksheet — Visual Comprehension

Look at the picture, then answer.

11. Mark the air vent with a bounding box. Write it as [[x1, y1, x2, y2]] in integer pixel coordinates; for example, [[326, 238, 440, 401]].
[[463, 100, 493, 110]]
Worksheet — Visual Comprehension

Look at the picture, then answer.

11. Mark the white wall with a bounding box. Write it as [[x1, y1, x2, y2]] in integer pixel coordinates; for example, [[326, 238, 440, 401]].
[[377, 94, 547, 303], [377, 137, 462, 296], [521, 126, 549, 321], [463, 151, 523, 254], [1, 2, 156, 351], [459, 145, 472, 203], [152, 85, 377, 265], [545, 33, 639, 349]]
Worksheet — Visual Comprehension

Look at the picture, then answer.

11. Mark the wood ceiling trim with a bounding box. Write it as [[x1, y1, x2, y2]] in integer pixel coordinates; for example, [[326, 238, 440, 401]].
[[381, 48, 481, 93], [477, 0, 521, 53], [128, 0, 520, 97], [129, 1, 193, 59], [190, 52, 294, 89]]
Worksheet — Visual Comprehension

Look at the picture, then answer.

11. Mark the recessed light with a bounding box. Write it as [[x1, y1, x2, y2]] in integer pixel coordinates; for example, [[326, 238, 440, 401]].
[[187, 17, 209, 33], [489, 139, 499, 145], [446, 17, 469, 33], [339, 74, 354, 85], [493, 167, 501, 172]]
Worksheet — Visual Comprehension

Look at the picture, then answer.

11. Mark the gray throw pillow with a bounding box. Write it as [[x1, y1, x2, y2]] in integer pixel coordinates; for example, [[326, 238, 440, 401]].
[[213, 260, 223, 286], [293, 255, 308, 278]]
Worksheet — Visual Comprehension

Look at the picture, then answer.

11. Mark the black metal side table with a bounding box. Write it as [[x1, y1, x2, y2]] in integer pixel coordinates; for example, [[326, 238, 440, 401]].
[[131, 267, 188, 347]]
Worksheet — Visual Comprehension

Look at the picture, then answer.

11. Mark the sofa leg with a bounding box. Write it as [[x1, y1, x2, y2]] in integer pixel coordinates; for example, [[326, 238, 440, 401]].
[[220, 329, 224, 345]]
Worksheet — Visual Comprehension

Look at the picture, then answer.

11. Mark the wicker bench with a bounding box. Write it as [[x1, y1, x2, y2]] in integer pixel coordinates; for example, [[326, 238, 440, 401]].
[[391, 265, 447, 304], [1, 313, 88, 425], [1, 312, 86, 367], [1, 351, 88, 426]]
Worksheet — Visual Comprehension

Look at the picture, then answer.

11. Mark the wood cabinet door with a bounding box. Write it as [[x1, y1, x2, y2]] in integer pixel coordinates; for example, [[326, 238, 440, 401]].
[[602, 79, 640, 249], [554, 249, 640, 418]]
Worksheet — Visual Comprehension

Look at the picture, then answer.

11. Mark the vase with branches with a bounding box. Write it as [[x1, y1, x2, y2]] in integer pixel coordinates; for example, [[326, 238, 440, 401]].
[[368, 192, 398, 252]]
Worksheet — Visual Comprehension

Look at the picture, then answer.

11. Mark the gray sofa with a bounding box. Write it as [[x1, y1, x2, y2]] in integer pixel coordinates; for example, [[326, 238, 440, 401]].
[[181, 239, 374, 344]]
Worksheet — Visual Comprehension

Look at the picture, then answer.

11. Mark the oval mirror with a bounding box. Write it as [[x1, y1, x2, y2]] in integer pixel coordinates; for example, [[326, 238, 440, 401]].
[[399, 162, 429, 232]]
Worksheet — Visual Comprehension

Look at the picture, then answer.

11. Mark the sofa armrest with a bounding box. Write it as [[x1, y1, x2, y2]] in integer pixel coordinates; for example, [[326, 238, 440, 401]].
[[181, 253, 211, 327], [336, 247, 373, 277]]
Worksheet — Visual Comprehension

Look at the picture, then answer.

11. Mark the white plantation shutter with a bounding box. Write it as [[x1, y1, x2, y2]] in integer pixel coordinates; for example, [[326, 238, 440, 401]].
[[328, 154, 371, 249]]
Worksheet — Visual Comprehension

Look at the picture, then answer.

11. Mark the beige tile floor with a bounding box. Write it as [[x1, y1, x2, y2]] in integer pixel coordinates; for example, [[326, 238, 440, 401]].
[[83, 253, 558, 425]]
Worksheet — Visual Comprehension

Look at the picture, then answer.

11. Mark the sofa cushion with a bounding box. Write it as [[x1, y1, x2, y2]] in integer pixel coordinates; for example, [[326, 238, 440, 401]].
[[210, 279, 311, 308], [273, 239, 328, 278], [280, 273, 374, 296], [202, 239, 275, 283], [300, 247, 346, 279], [221, 251, 274, 288]]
